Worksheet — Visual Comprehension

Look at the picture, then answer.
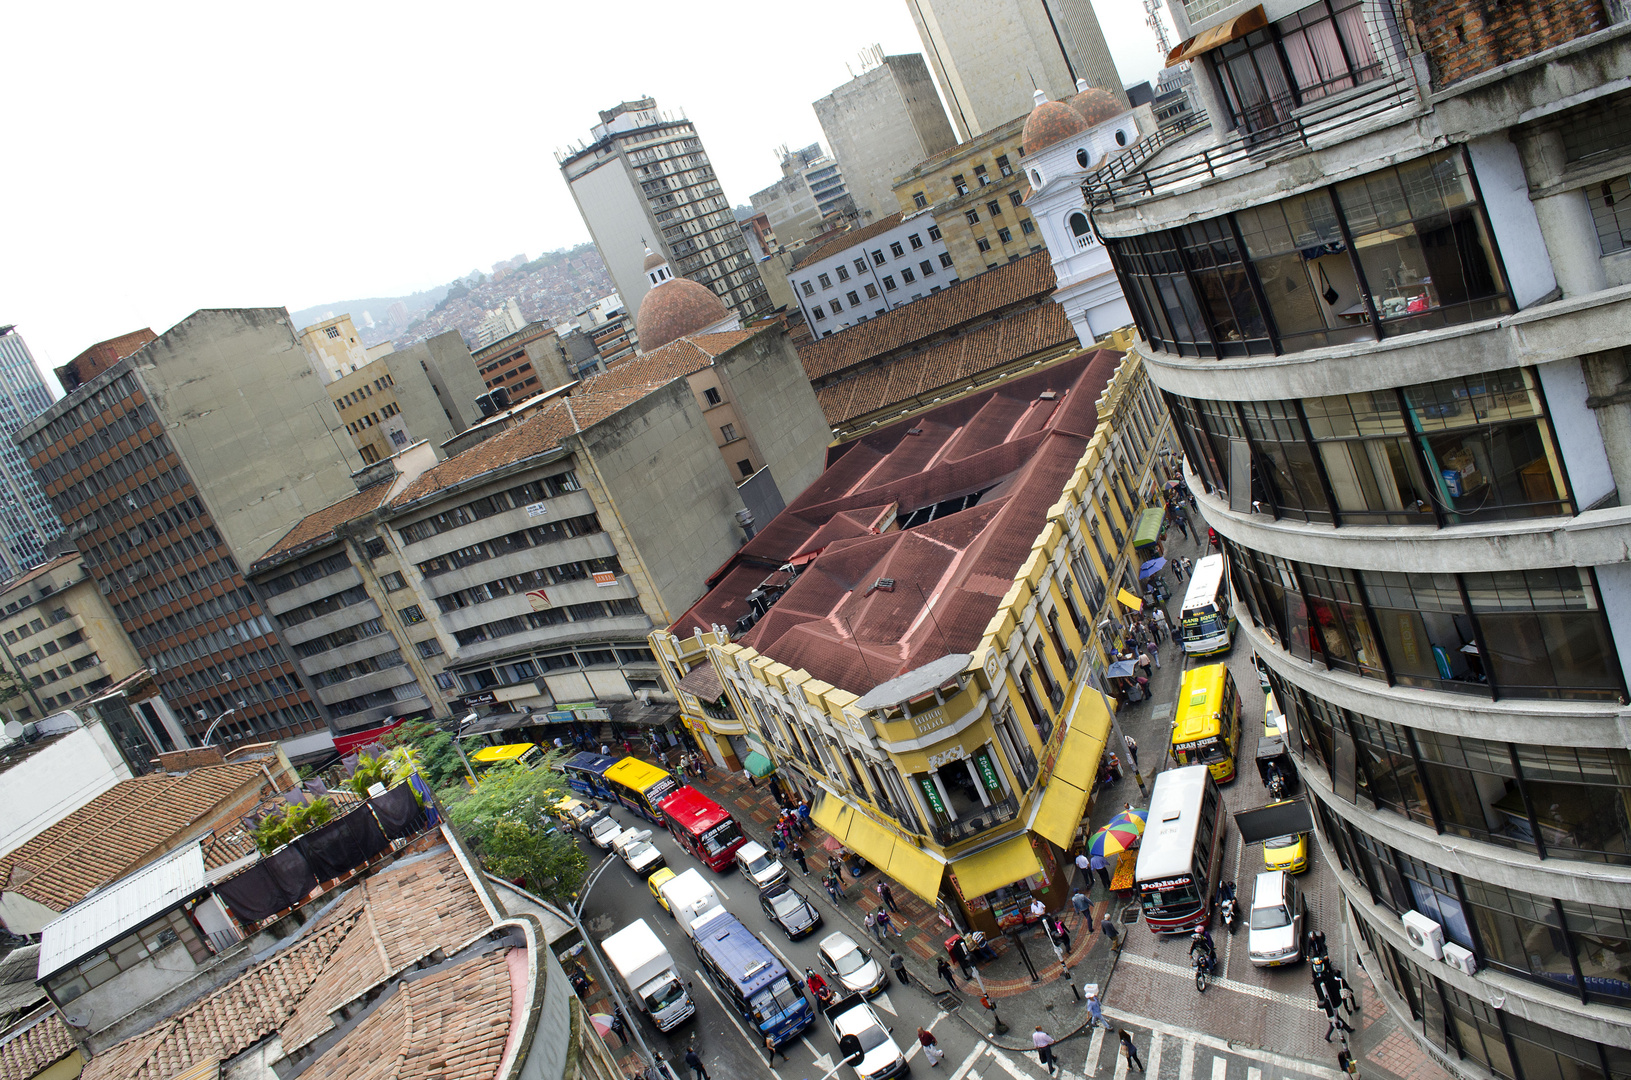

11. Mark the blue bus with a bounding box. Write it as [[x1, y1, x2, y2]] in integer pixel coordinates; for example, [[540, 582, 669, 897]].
[[692, 912, 813, 1048], [559, 752, 620, 800]]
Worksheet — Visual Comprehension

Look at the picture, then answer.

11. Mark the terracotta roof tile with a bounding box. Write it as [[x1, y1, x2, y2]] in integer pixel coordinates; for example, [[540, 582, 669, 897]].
[[791, 213, 905, 270], [252, 484, 393, 571], [0, 1011, 75, 1080], [798, 254, 1057, 382], [0, 761, 268, 913]]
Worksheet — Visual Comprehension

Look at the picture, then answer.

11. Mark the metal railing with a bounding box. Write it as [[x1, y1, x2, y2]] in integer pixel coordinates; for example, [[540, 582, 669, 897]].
[[930, 794, 1020, 845]]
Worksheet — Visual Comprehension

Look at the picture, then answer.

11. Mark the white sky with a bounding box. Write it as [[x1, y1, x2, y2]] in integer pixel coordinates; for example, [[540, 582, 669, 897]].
[[2, 1, 1167, 387]]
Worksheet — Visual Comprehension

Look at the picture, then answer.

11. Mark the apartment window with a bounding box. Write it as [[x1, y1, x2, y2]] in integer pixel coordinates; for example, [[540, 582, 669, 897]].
[[909, 234, 924, 250], [720, 423, 738, 442], [883, 276, 897, 291], [830, 296, 843, 312], [379, 571, 408, 592], [953, 174, 969, 195], [415, 639, 444, 658], [987, 200, 1002, 217], [801, 281, 814, 296], [846, 290, 860, 306], [854, 258, 868, 275], [737, 459, 753, 478], [965, 209, 980, 225], [974, 164, 989, 186], [836, 264, 850, 282], [817, 273, 832, 289], [364, 537, 387, 558], [1589, 176, 1631, 255], [864, 283, 879, 299], [1276, 0, 1382, 102], [813, 305, 826, 320], [871, 250, 886, 266], [324, 327, 340, 339], [998, 227, 1012, 243], [889, 241, 905, 258], [901, 268, 916, 284], [928, 225, 941, 241], [913, 192, 927, 209], [996, 154, 1012, 177], [399, 605, 425, 624], [1021, 217, 1035, 235], [919, 260, 935, 277], [703, 386, 722, 406], [1009, 190, 1024, 207], [976, 238, 992, 253], [939, 252, 954, 268]]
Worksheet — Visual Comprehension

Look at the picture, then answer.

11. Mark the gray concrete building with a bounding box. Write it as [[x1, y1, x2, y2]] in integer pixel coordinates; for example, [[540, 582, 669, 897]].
[[1084, 0, 1631, 1072], [904, 0, 1125, 141], [559, 98, 771, 330], [750, 144, 860, 246], [814, 53, 959, 220]]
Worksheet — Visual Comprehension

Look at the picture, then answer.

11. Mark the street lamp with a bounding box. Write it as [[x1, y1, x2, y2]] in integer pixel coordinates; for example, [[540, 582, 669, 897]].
[[451, 711, 479, 786], [198, 707, 237, 746]]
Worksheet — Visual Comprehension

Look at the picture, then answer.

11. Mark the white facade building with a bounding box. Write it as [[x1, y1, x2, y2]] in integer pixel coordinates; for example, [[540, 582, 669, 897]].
[[787, 212, 956, 336]]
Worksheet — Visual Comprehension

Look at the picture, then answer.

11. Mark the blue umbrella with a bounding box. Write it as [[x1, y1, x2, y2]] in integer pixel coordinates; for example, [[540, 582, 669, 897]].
[[1139, 557, 1167, 579], [1106, 659, 1138, 678]]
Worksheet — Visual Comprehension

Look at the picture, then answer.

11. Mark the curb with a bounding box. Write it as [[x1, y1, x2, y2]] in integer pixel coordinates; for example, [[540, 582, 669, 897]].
[[951, 937, 1124, 1050]]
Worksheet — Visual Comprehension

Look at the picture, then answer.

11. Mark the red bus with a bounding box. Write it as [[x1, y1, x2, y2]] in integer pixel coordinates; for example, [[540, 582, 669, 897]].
[[659, 787, 746, 871]]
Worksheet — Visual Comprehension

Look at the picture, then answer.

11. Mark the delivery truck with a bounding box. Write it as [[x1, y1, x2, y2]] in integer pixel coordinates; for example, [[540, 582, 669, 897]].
[[602, 919, 695, 1031]]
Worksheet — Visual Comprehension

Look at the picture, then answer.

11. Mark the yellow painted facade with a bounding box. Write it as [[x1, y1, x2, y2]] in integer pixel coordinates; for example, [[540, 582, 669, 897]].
[[891, 116, 1037, 279]]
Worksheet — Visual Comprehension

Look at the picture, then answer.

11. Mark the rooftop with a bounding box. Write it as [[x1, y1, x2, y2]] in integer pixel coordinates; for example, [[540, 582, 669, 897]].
[[39, 844, 208, 980], [0, 1010, 74, 1080], [0, 554, 80, 602], [671, 350, 1119, 696], [791, 213, 906, 270], [251, 482, 393, 572]]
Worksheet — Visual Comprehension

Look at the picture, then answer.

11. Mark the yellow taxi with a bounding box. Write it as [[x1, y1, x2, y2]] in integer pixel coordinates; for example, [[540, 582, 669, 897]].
[[1262, 801, 1309, 874], [1264, 691, 1284, 738], [554, 797, 595, 829], [648, 866, 678, 911]]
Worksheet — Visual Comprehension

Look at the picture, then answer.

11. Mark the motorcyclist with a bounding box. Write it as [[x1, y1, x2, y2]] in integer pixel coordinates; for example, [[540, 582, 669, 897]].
[[805, 969, 834, 1007], [1189, 926, 1216, 972]]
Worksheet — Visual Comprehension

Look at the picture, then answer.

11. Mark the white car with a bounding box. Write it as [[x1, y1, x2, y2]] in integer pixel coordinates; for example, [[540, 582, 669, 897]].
[[613, 829, 667, 877], [1247, 870, 1304, 967], [733, 840, 789, 892], [817, 931, 888, 997], [825, 994, 906, 1080], [587, 813, 623, 849]]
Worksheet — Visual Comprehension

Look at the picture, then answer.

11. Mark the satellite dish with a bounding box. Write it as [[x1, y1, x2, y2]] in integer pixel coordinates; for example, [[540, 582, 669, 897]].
[[4, 720, 22, 741]]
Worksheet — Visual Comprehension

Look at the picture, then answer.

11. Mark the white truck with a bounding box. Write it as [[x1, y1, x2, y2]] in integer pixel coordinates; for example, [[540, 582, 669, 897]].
[[658, 868, 729, 941], [602, 919, 695, 1032]]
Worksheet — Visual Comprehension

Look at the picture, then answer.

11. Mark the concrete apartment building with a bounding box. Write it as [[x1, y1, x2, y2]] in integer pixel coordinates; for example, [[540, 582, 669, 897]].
[[1075, 0, 1631, 1072], [17, 310, 368, 750], [472, 321, 573, 404], [904, 0, 1126, 141], [750, 145, 857, 247], [786, 211, 957, 334], [656, 349, 1181, 926], [815, 52, 959, 221], [0, 327, 65, 580], [559, 97, 771, 329]]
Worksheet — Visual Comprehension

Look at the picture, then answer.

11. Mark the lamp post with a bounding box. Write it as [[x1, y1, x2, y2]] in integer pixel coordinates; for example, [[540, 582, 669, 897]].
[[451, 711, 479, 786], [199, 707, 237, 746]]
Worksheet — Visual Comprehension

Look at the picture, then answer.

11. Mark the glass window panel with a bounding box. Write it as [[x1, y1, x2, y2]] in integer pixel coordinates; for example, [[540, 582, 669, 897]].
[[1414, 728, 1528, 848], [1465, 569, 1621, 700], [1347, 713, 1434, 826], [1518, 745, 1631, 865], [1562, 900, 1631, 1002], [1506, 1012, 1609, 1080], [1462, 879, 1577, 991], [1441, 984, 1516, 1079]]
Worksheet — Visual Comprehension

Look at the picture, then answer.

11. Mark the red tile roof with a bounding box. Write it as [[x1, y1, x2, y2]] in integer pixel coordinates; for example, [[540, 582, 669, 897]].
[[0, 761, 272, 914], [797, 253, 1057, 381], [670, 350, 1120, 696], [0, 1011, 75, 1080], [792, 213, 905, 270], [251, 483, 393, 571]]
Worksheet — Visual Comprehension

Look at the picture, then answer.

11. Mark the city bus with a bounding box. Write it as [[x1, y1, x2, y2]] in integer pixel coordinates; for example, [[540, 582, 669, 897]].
[[1179, 554, 1236, 656], [692, 910, 814, 1048], [659, 787, 746, 872], [603, 756, 680, 823], [1170, 663, 1242, 782], [465, 743, 545, 786], [1134, 764, 1226, 934], [559, 751, 620, 800]]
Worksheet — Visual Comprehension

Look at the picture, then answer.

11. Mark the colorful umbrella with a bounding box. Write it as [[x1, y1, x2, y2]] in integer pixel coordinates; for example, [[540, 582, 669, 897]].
[[1089, 821, 1142, 858], [1108, 806, 1147, 832], [589, 1013, 617, 1037], [1138, 557, 1167, 580]]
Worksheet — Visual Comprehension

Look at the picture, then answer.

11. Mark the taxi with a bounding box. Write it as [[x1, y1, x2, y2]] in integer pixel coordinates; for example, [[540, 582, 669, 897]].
[[1263, 690, 1284, 738], [1262, 800, 1309, 874], [647, 866, 677, 912]]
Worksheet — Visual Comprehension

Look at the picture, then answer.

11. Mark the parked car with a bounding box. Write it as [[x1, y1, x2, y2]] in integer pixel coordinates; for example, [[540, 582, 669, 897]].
[[587, 813, 623, 849], [816, 931, 888, 997], [1247, 870, 1305, 967], [648, 867, 678, 913], [760, 884, 822, 940], [1263, 691, 1284, 738], [733, 840, 789, 892], [1261, 801, 1309, 874], [823, 993, 907, 1080]]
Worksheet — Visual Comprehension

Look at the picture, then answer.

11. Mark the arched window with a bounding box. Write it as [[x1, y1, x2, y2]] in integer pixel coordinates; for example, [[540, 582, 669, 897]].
[[1068, 213, 1093, 250], [1076, 148, 1089, 168], [1115, 129, 1128, 147], [1030, 168, 1043, 188]]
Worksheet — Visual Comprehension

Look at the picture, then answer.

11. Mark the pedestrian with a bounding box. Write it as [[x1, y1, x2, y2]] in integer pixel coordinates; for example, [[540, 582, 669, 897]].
[[764, 1035, 788, 1064], [1070, 888, 1091, 920], [791, 843, 809, 874], [950, 937, 974, 979], [878, 881, 900, 913], [828, 853, 842, 877], [600, 743, 610, 756], [1119, 1030, 1145, 1072], [1053, 917, 1071, 954], [796, 800, 811, 832], [623, 739, 635, 757], [1123, 734, 1139, 770], [1322, 996, 1355, 1042], [1032, 1027, 1057, 1076], [773, 830, 787, 854], [866, 910, 883, 942], [1030, 896, 1048, 922], [1144, 639, 1161, 670], [1090, 852, 1112, 892], [1173, 509, 1190, 540], [917, 1027, 945, 1068], [743, 767, 757, 789], [825, 874, 841, 902], [1085, 988, 1113, 1032], [1100, 914, 1121, 951], [685, 1048, 709, 1080], [1074, 851, 1092, 890], [890, 951, 910, 987], [877, 907, 902, 937], [936, 957, 960, 993]]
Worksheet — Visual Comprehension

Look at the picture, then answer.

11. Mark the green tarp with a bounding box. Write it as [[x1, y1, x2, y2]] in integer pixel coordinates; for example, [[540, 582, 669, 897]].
[[744, 750, 778, 777], [1133, 507, 1166, 549]]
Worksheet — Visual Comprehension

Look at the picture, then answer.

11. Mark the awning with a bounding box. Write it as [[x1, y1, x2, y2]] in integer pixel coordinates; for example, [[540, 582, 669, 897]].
[[1166, 4, 1267, 67], [1032, 776, 1092, 849], [842, 813, 898, 875], [950, 835, 1042, 898], [1133, 507, 1166, 549], [886, 843, 945, 904], [332, 718, 408, 756], [1055, 723, 1108, 791], [676, 660, 723, 701], [811, 793, 852, 842], [744, 750, 777, 777]]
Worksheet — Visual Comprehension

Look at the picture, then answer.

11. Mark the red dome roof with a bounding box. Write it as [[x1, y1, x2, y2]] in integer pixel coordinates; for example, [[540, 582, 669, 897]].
[[1022, 99, 1090, 156], [636, 277, 730, 352], [1068, 87, 1124, 127]]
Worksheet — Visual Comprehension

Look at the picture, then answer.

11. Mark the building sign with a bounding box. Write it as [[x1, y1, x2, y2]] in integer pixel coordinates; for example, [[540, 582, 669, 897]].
[[911, 706, 947, 735], [526, 589, 551, 610], [916, 775, 946, 815], [973, 748, 1003, 792], [462, 692, 497, 707], [575, 707, 611, 721], [525, 502, 550, 517], [593, 571, 617, 587], [546, 711, 574, 722]]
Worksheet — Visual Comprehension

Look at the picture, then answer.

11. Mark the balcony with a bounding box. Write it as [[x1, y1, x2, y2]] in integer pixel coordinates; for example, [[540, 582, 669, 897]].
[[930, 794, 1019, 846]]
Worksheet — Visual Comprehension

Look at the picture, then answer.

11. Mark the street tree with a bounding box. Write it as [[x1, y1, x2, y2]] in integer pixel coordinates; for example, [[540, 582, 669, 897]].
[[439, 756, 587, 903]]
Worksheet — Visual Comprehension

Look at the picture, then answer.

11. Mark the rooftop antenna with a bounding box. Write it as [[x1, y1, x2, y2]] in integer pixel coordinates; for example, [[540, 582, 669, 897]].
[[839, 614, 877, 685], [915, 583, 953, 656]]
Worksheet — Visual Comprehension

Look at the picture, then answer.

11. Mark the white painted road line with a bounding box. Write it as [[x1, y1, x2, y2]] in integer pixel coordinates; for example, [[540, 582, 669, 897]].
[[1247, 1068, 1263, 1080], [1177, 1037, 1195, 1080], [1147, 1032, 1165, 1078], [950, 1042, 991, 1080], [1210, 1055, 1226, 1080], [1101, 1007, 1341, 1079], [1085, 1027, 1105, 1077], [1114, 952, 1320, 1009]]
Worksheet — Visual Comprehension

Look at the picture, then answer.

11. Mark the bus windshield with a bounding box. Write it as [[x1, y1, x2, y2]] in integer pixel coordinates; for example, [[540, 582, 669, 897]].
[[1140, 878, 1200, 915], [750, 975, 802, 1021], [1175, 736, 1227, 765], [702, 820, 743, 856], [1183, 610, 1227, 639]]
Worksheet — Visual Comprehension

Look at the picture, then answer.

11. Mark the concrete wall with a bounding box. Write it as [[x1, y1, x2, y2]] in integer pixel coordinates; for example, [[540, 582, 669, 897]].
[[565, 153, 658, 325], [422, 329, 487, 431], [893, 118, 1035, 277], [0, 724, 131, 859], [751, 174, 826, 247], [790, 213, 954, 333], [815, 56, 958, 220], [713, 330, 832, 507], [0, 562, 145, 721], [135, 309, 365, 569]]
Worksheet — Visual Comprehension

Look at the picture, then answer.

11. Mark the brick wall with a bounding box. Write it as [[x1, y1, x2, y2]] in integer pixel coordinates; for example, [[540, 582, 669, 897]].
[[1406, 0, 1608, 86], [157, 746, 227, 771]]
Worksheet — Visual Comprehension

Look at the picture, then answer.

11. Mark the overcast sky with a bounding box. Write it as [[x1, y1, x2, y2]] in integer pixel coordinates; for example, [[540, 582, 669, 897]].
[[2, 1, 1167, 388]]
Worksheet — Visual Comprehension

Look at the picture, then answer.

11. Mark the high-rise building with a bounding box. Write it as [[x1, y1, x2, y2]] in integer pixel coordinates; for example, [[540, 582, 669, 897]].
[[750, 144, 860, 246], [904, 0, 1125, 141], [1075, 0, 1631, 1070], [815, 53, 960, 221], [17, 310, 368, 749], [0, 328, 64, 581], [559, 97, 771, 331]]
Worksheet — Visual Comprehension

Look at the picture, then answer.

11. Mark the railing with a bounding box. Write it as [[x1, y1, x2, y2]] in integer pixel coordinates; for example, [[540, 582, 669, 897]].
[[1084, 73, 1420, 209], [930, 794, 1020, 846]]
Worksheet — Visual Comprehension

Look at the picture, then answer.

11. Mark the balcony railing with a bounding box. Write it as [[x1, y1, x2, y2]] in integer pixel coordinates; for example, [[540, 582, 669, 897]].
[[930, 794, 1019, 846]]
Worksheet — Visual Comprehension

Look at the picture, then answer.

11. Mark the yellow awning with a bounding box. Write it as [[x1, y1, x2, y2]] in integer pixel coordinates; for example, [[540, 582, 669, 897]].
[[950, 835, 1042, 898], [811, 793, 852, 843], [886, 843, 945, 903], [1032, 776, 1092, 849], [842, 811, 898, 871]]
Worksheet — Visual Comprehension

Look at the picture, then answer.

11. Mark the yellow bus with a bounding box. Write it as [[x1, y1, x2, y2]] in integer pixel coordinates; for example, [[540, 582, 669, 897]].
[[466, 742, 546, 786], [602, 756, 680, 823], [1170, 664, 1241, 782]]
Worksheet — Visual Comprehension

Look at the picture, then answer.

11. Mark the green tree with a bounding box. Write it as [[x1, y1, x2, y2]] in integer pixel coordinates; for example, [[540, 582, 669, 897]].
[[251, 796, 338, 855], [382, 720, 467, 792], [440, 758, 587, 903]]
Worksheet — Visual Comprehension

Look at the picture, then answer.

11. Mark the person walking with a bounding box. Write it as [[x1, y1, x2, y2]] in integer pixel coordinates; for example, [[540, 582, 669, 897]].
[[1172, 507, 1190, 540], [1119, 1030, 1145, 1072], [877, 906, 903, 937], [684, 1048, 709, 1080], [936, 957, 960, 993], [1075, 851, 1092, 890], [918, 1027, 944, 1067], [1053, 917, 1072, 955], [1032, 1027, 1057, 1076], [865, 910, 883, 942], [824, 873, 842, 902], [791, 843, 809, 875], [1123, 734, 1140, 771], [764, 1035, 789, 1064], [1090, 852, 1112, 892], [1100, 914, 1122, 952], [1144, 639, 1161, 670], [1070, 887, 1092, 921], [1085, 988, 1113, 1032], [743, 767, 757, 789], [877, 881, 900, 913], [890, 951, 910, 987]]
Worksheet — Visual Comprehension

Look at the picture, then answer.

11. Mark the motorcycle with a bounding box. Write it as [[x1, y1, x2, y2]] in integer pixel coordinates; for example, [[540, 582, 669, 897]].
[[1218, 881, 1238, 935], [1190, 929, 1217, 992]]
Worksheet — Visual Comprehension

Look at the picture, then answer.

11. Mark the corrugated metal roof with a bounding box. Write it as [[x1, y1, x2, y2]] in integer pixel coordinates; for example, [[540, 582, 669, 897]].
[[38, 843, 207, 978]]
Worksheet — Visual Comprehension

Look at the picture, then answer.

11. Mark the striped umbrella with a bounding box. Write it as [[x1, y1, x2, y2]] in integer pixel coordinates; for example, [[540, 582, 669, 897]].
[[1089, 821, 1143, 858], [1108, 806, 1148, 833]]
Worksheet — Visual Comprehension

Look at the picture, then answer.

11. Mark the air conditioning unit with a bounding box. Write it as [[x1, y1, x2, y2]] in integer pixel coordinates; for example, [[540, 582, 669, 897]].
[[1442, 942, 1477, 975], [1402, 910, 1445, 960]]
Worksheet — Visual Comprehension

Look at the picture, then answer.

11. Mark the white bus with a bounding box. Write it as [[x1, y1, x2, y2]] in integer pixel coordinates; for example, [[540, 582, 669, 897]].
[[1134, 764, 1225, 934], [1178, 554, 1235, 656]]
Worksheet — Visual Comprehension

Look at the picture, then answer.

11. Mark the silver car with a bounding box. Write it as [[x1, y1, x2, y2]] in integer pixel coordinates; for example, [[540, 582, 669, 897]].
[[1247, 870, 1304, 967], [817, 931, 888, 997]]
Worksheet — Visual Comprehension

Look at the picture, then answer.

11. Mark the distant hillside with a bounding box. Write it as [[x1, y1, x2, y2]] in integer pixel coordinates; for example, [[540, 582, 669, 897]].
[[288, 285, 448, 338]]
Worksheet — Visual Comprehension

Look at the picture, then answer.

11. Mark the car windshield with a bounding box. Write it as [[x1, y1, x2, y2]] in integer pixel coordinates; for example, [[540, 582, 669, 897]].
[[646, 979, 686, 1012], [856, 1023, 890, 1052], [630, 843, 656, 860], [746, 853, 774, 873], [832, 946, 867, 975], [1266, 835, 1297, 848], [771, 892, 804, 917], [1251, 903, 1291, 930]]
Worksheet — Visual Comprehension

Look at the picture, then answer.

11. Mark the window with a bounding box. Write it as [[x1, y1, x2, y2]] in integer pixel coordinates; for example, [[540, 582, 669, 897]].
[[913, 191, 927, 209], [415, 638, 444, 658], [987, 200, 1002, 217], [998, 227, 1012, 243], [1021, 217, 1035, 235], [703, 386, 722, 406], [836, 264, 850, 282], [883, 276, 897, 291], [974, 164, 989, 186], [324, 326, 341, 339], [801, 281, 814, 296], [996, 154, 1012, 177], [889, 241, 905, 258], [817, 272, 832, 289], [380, 572, 407, 591], [1589, 175, 1631, 254], [909, 233, 924, 249], [901, 268, 916, 284], [720, 423, 738, 442], [399, 605, 425, 624], [864, 283, 879, 299], [364, 537, 387, 558], [953, 174, 968, 195], [976, 238, 992, 253], [829, 296, 843, 312], [871, 250, 886, 266], [920, 260, 935, 277], [939, 252, 954, 268], [813, 305, 826, 320], [928, 225, 941, 241], [847, 290, 860, 305], [854, 258, 868, 275], [738, 459, 754, 478], [1010, 190, 1024, 207], [965, 209, 980, 225], [1276, 0, 1381, 103]]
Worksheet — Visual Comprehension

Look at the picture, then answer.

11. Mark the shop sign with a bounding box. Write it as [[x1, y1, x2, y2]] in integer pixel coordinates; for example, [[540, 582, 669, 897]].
[[916, 775, 946, 815], [974, 749, 1002, 792], [593, 571, 617, 586], [526, 589, 551, 610], [546, 711, 574, 722], [462, 692, 497, 707]]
